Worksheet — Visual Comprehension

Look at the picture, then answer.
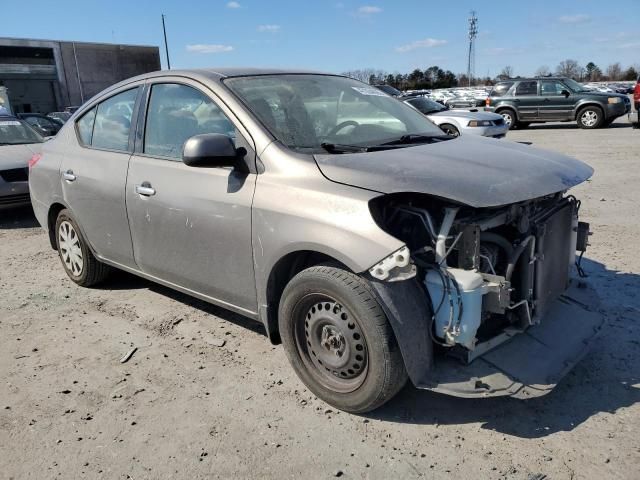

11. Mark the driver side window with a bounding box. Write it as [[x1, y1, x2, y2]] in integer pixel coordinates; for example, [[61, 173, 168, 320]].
[[541, 81, 567, 96], [144, 83, 236, 160]]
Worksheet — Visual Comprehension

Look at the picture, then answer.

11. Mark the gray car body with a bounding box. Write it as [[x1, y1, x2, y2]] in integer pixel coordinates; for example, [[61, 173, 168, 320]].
[[29, 68, 595, 394]]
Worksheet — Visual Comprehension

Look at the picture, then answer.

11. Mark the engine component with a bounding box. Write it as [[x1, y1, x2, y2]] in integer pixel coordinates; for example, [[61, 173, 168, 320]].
[[435, 207, 459, 265], [425, 268, 485, 349], [369, 246, 416, 281]]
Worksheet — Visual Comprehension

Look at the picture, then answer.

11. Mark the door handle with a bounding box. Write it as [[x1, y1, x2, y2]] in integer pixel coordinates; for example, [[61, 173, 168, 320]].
[[135, 183, 156, 196], [62, 170, 76, 182]]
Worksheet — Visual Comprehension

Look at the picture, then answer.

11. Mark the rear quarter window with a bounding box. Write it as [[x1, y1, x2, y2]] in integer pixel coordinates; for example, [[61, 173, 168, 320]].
[[490, 82, 513, 97], [515, 81, 538, 96], [76, 107, 97, 146]]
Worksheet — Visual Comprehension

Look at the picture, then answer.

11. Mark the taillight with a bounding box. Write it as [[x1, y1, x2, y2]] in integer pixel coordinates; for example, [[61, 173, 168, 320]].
[[634, 83, 640, 100], [485, 97, 491, 107], [28, 153, 42, 170]]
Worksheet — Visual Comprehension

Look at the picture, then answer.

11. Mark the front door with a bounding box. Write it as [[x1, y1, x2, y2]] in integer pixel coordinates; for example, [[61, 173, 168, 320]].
[[538, 80, 574, 121], [125, 81, 258, 314], [60, 86, 140, 268], [513, 80, 541, 120]]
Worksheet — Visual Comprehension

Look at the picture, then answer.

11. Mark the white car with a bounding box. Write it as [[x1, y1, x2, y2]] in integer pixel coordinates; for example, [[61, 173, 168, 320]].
[[404, 97, 508, 138]]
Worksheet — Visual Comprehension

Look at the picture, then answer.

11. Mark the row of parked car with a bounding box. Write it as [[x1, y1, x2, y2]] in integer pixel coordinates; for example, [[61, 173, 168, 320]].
[[377, 76, 635, 130]]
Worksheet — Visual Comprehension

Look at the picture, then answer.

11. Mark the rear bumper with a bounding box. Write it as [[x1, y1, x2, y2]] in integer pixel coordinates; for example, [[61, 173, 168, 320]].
[[629, 111, 639, 125], [417, 281, 604, 399], [0, 180, 31, 209]]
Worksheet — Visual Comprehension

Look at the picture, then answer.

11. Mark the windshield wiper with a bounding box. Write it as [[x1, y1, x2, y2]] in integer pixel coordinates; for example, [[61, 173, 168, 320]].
[[320, 142, 370, 153], [378, 134, 452, 146]]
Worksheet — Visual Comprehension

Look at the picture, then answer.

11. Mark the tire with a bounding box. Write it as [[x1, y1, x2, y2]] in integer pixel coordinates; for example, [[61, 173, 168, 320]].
[[497, 108, 518, 130], [278, 266, 408, 413], [577, 106, 604, 129], [439, 123, 460, 137], [55, 209, 111, 287]]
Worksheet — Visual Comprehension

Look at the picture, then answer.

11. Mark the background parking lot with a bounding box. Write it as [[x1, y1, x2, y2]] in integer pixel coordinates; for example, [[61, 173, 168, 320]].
[[1, 118, 639, 479]]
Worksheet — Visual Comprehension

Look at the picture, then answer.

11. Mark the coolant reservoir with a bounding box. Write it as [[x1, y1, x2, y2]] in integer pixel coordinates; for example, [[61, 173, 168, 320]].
[[425, 268, 485, 350]]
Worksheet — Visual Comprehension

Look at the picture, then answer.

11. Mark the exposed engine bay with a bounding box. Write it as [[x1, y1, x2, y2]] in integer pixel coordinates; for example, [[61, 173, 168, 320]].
[[369, 192, 591, 362]]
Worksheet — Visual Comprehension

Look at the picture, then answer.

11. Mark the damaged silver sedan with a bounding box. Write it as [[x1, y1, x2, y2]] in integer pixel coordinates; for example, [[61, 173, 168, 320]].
[[29, 69, 604, 412]]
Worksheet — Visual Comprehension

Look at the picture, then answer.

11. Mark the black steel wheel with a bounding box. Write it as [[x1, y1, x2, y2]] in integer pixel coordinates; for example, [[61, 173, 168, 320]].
[[279, 266, 407, 413]]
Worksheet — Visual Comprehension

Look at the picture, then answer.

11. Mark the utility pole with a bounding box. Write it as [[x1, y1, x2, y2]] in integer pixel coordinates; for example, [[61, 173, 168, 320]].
[[467, 11, 478, 87], [162, 14, 171, 70]]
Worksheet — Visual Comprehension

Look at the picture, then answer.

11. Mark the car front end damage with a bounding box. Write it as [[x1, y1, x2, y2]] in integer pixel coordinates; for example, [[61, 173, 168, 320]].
[[366, 192, 605, 398]]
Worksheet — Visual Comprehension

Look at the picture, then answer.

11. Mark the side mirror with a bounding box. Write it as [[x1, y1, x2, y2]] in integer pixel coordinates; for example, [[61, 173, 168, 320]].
[[182, 133, 245, 168], [561, 89, 570, 97]]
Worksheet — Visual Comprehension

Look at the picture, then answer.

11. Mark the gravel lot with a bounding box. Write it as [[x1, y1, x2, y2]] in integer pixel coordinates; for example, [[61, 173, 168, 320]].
[[1, 117, 639, 480]]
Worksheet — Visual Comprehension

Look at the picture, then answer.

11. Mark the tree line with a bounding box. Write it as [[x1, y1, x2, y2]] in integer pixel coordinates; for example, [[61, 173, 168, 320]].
[[343, 60, 639, 90]]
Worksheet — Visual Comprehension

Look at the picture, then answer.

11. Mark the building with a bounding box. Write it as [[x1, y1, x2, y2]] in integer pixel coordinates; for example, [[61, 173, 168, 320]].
[[0, 37, 161, 114]]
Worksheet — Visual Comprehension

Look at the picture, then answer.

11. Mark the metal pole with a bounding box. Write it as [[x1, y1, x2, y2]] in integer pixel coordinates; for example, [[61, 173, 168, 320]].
[[162, 14, 171, 70], [72, 42, 85, 104]]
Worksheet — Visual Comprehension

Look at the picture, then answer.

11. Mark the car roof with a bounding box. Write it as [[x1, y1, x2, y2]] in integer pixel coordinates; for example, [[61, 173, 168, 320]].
[[497, 77, 569, 83]]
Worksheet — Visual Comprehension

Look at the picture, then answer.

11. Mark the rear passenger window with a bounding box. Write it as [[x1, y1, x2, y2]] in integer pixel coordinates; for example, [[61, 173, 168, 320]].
[[91, 88, 138, 151], [515, 81, 538, 96], [76, 107, 96, 146], [144, 83, 236, 159]]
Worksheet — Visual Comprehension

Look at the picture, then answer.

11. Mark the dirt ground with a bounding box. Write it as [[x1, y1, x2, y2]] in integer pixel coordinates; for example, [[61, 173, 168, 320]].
[[1, 117, 639, 480]]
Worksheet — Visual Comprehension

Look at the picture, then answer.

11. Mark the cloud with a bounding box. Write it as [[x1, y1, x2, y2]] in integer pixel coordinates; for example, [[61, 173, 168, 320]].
[[226, 1, 241, 8], [558, 14, 590, 24], [257, 24, 281, 33], [620, 42, 640, 49], [357, 6, 382, 14], [395, 38, 447, 53], [186, 44, 234, 54]]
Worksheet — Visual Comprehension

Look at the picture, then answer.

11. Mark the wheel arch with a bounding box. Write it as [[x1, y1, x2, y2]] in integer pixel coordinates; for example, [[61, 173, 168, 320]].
[[573, 101, 605, 120], [47, 202, 68, 250], [495, 105, 519, 121], [263, 249, 350, 344]]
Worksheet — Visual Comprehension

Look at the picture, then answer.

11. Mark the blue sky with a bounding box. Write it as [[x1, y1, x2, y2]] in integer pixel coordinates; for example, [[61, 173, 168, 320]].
[[3, 0, 639, 77]]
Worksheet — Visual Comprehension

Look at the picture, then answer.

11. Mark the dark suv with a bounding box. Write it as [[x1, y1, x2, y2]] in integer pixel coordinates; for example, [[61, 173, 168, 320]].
[[486, 77, 631, 129]]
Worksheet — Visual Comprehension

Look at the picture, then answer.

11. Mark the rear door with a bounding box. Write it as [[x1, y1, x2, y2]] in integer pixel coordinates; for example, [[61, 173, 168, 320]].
[[513, 80, 541, 120], [538, 80, 574, 120], [60, 85, 141, 268], [125, 79, 258, 314]]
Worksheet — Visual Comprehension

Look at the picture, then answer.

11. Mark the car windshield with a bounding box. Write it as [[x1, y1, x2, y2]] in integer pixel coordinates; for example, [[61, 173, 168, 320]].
[[224, 74, 445, 153], [0, 118, 44, 145], [407, 97, 447, 115], [564, 78, 589, 93]]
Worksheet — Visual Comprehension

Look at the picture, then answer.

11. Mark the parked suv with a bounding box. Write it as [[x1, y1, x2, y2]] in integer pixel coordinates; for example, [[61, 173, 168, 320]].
[[486, 77, 631, 129], [30, 69, 603, 413]]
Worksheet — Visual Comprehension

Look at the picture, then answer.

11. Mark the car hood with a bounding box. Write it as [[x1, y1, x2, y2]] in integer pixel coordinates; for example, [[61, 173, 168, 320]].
[[0, 143, 42, 170], [313, 135, 593, 208], [430, 110, 502, 121]]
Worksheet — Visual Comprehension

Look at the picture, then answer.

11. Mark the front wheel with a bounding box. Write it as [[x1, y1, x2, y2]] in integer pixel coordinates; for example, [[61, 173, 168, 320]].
[[577, 106, 604, 129], [55, 209, 111, 287], [278, 266, 407, 413], [439, 123, 460, 137]]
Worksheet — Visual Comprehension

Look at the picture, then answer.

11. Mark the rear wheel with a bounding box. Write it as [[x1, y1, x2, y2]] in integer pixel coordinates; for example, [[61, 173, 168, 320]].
[[577, 106, 604, 129], [497, 109, 517, 130], [278, 266, 407, 413], [439, 123, 460, 137], [55, 209, 111, 287]]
